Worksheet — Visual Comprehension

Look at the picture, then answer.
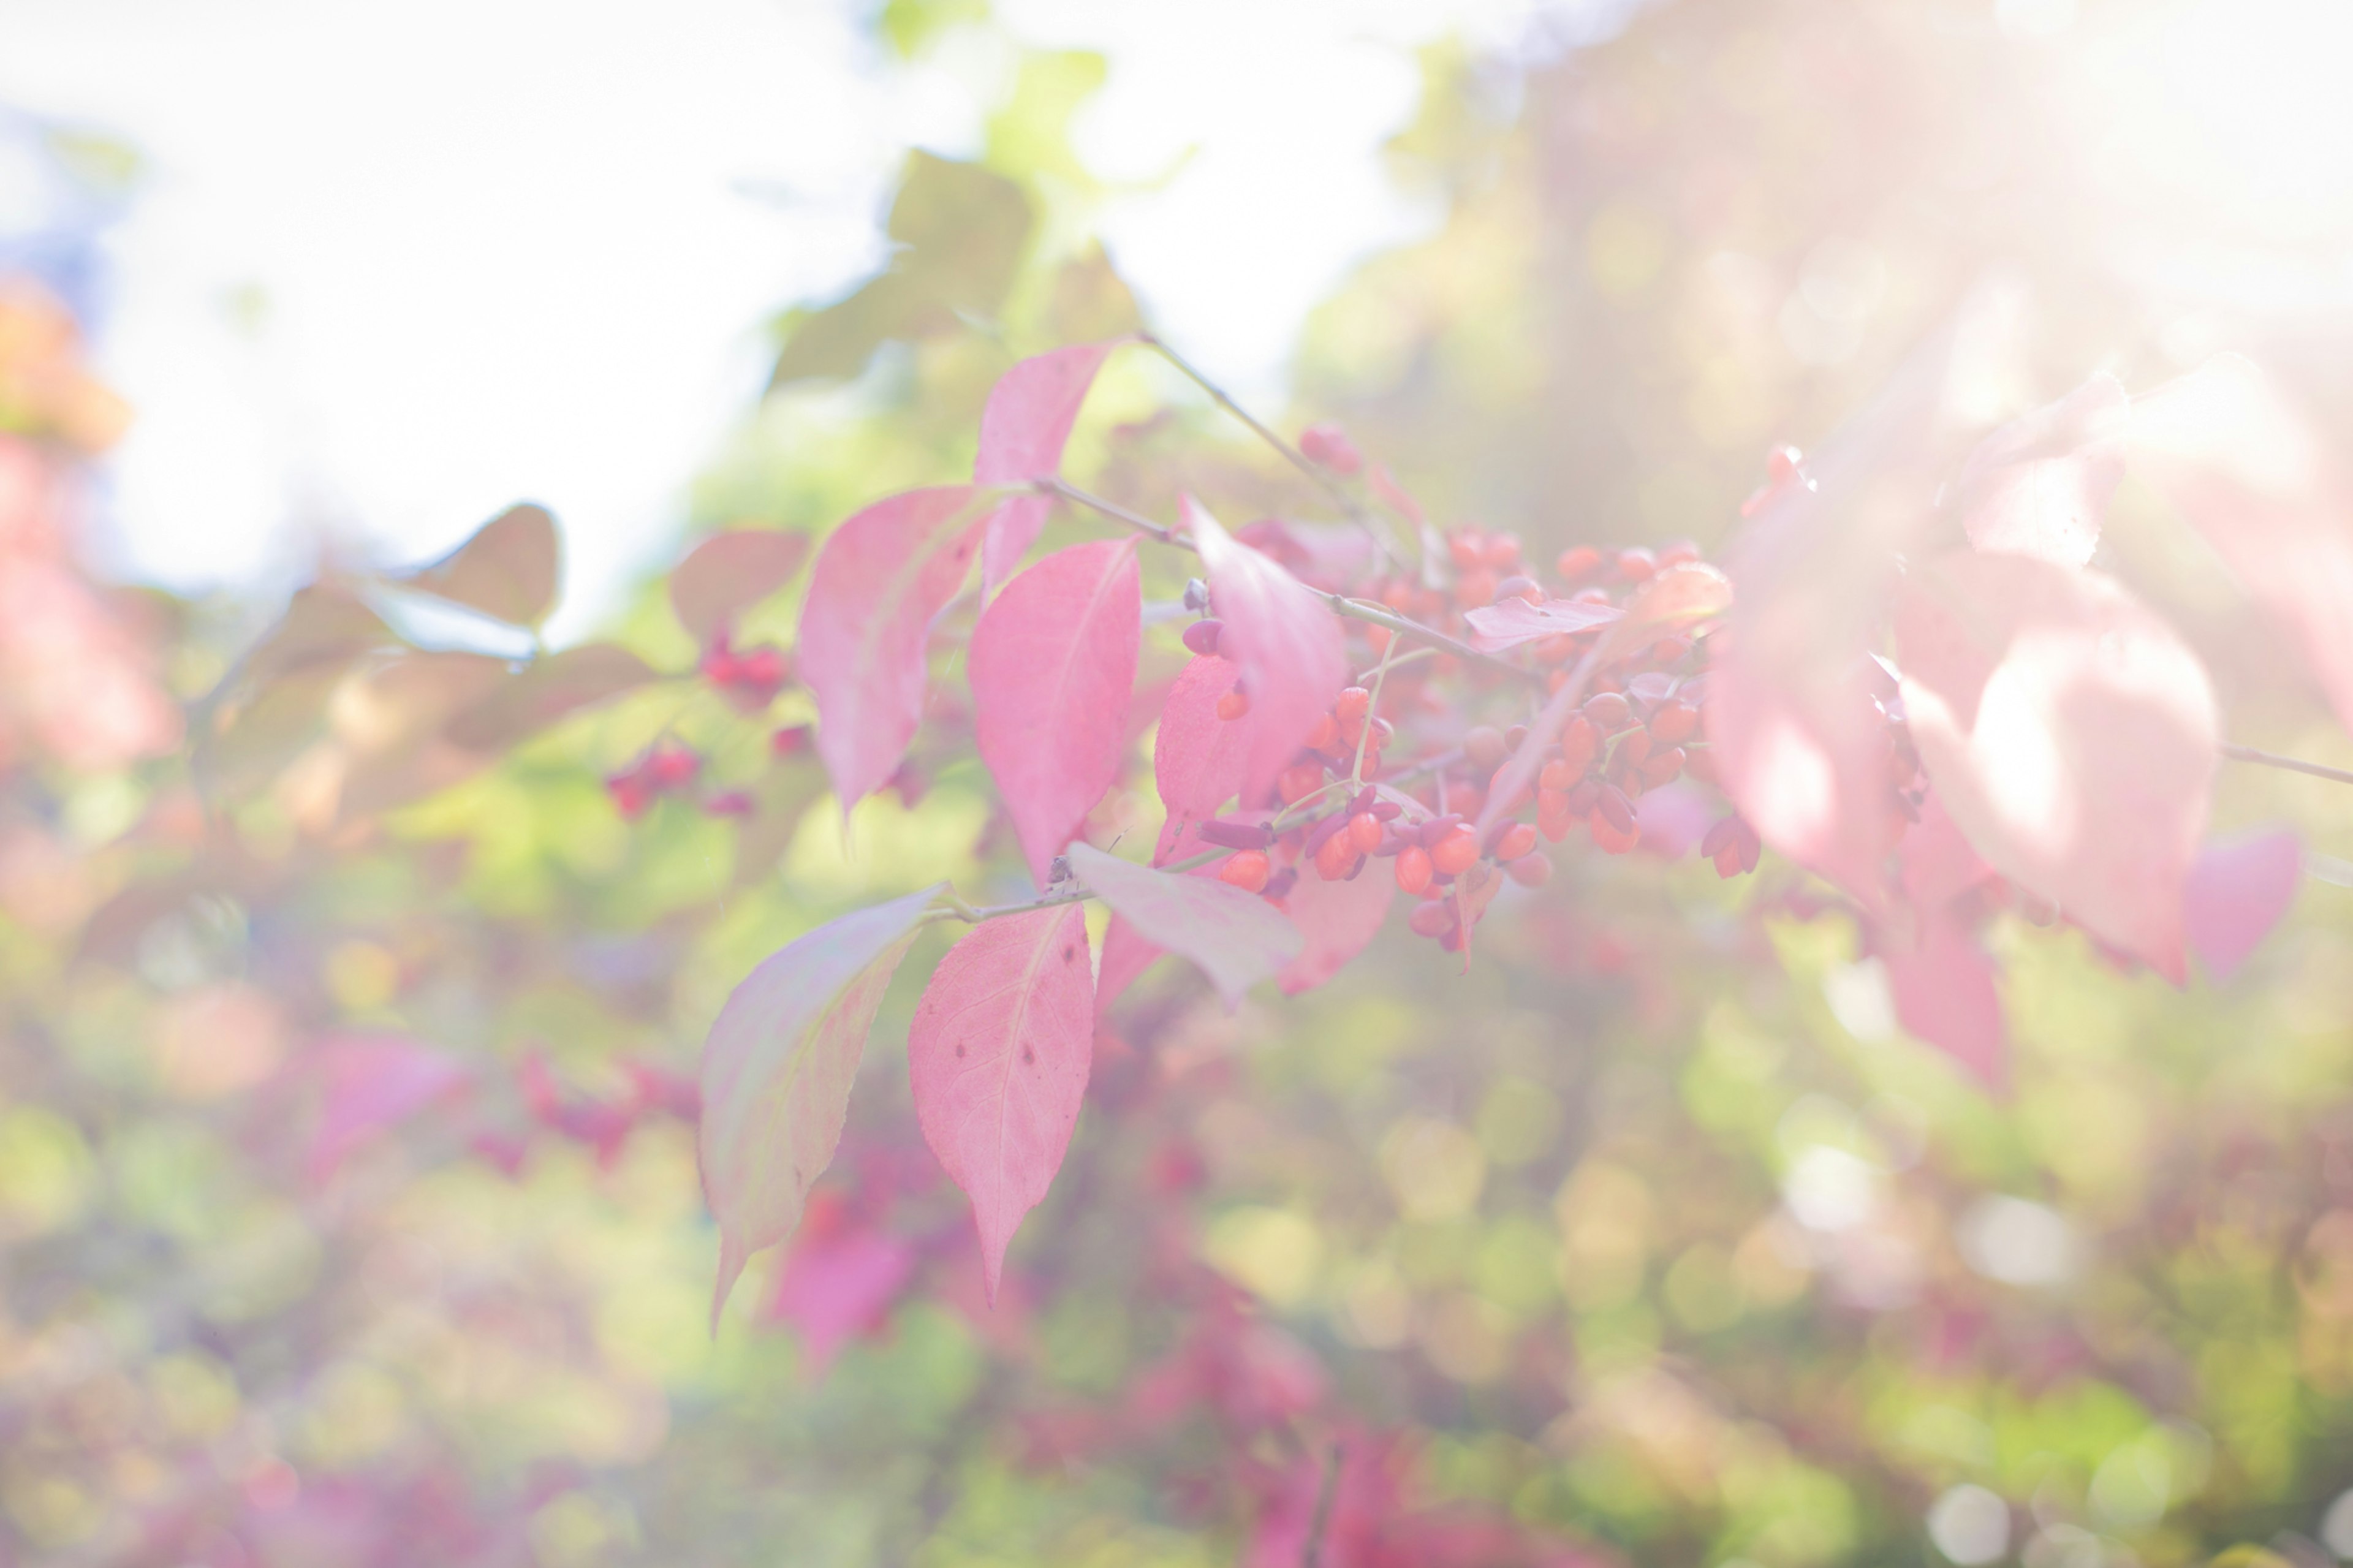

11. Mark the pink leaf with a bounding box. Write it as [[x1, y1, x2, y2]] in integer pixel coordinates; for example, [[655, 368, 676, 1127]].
[[1898, 791, 1996, 914], [1462, 596, 1623, 653], [2185, 827, 2301, 983], [670, 530, 812, 645], [1895, 550, 2218, 982], [1183, 496, 1349, 801], [304, 1034, 472, 1181], [969, 539, 1140, 886], [1633, 782, 1715, 859], [1950, 373, 2129, 569], [1882, 912, 2008, 1092], [798, 488, 986, 810], [767, 1224, 917, 1378], [1094, 914, 1163, 1018], [974, 341, 1123, 593], [1277, 860, 1394, 994], [2132, 353, 2353, 735], [909, 903, 1095, 1303], [1154, 653, 1251, 827], [1707, 648, 1894, 903], [1066, 840, 1300, 1010], [699, 884, 941, 1327]]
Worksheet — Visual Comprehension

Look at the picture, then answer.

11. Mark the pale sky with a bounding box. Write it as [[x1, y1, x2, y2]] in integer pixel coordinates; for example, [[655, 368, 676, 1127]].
[[0, 0, 1601, 638]]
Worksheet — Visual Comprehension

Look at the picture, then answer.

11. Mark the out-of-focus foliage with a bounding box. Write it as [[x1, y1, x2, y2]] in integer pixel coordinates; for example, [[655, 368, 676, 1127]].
[[6, 5, 2353, 1567]]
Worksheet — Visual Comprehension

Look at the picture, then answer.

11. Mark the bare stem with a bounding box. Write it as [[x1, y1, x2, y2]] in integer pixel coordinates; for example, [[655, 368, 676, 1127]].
[[1037, 478, 1192, 550], [2221, 742, 2353, 787], [1300, 1440, 1346, 1568], [1140, 333, 1362, 520], [1324, 596, 1544, 686]]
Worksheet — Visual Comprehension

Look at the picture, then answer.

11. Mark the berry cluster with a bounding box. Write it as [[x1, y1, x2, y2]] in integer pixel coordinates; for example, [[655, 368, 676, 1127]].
[[700, 629, 792, 708]]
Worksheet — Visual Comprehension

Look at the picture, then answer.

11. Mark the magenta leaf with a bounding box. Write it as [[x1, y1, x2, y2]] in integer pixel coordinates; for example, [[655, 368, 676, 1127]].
[[2132, 353, 2353, 737], [1066, 840, 1301, 1010], [909, 903, 1095, 1303], [2184, 827, 2302, 983], [1183, 496, 1349, 801], [1094, 914, 1164, 1018], [767, 1224, 917, 1378], [699, 884, 942, 1326], [1882, 912, 2008, 1092], [1276, 859, 1394, 994], [1949, 373, 2129, 569], [1154, 653, 1251, 828], [670, 530, 813, 646], [1462, 595, 1623, 653], [974, 340, 1124, 593], [303, 1034, 472, 1181], [1895, 550, 2218, 983], [798, 487, 987, 811], [969, 538, 1141, 886]]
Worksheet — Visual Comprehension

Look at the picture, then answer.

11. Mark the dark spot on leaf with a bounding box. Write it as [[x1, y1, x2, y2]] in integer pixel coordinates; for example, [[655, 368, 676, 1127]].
[[955, 1044, 965, 1057], [1062, 944, 1076, 962], [1021, 1047, 1035, 1065]]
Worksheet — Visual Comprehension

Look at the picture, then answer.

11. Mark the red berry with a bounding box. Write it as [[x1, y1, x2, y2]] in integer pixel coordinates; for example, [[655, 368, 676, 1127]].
[[1219, 850, 1271, 893], [1556, 545, 1603, 582], [1507, 851, 1553, 887], [1658, 539, 1702, 567], [1639, 748, 1684, 788], [1395, 844, 1433, 895], [1559, 715, 1600, 776], [1492, 822, 1537, 862], [1616, 547, 1657, 581], [1349, 812, 1382, 854], [1648, 702, 1699, 745], [1408, 900, 1454, 939], [772, 725, 811, 757], [705, 790, 756, 817], [1217, 687, 1250, 721], [1306, 714, 1339, 751], [1278, 762, 1325, 805], [1454, 567, 1498, 608], [1298, 422, 1363, 477], [1313, 831, 1359, 881], [1430, 824, 1480, 876], [1591, 811, 1642, 854], [1767, 444, 1804, 484], [647, 747, 700, 789], [1335, 687, 1372, 725], [1682, 746, 1718, 785], [1594, 784, 1637, 836], [1582, 692, 1632, 732], [1449, 535, 1483, 572], [1539, 758, 1578, 792], [1480, 533, 1521, 570]]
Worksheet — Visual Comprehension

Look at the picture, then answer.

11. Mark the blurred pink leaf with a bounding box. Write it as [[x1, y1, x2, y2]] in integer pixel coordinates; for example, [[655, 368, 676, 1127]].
[[910, 903, 1094, 1303], [970, 538, 1140, 886], [767, 1224, 918, 1377], [699, 884, 941, 1327], [1950, 373, 2129, 568], [798, 487, 985, 811], [1184, 496, 1348, 801], [669, 530, 811, 646], [392, 502, 559, 626], [305, 1034, 472, 1181], [2132, 352, 2353, 735], [1898, 790, 1998, 914], [1066, 841, 1300, 1010], [1896, 550, 2217, 982], [1277, 858, 1394, 994], [1882, 912, 2007, 1091], [1095, 914, 1162, 1018], [2185, 827, 2302, 983], [974, 340, 1123, 593], [1462, 595, 1621, 653]]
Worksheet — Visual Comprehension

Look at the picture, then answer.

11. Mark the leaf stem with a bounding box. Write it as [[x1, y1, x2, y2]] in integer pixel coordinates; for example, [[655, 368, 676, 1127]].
[[1324, 596, 1544, 686], [1036, 479, 1192, 550], [2220, 742, 2353, 787]]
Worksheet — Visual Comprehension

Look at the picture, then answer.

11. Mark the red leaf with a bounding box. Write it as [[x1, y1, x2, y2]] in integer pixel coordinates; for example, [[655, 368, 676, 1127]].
[[1154, 653, 1251, 827], [1462, 596, 1622, 653], [798, 488, 986, 810], [1707, 646, 1893, 902], [767, 1224, 917, 1378], [909, 903, 1095, 1303], [1895, 550, 2218, 982], [303, 1034, 472, 1181], [670, 530, 812, 645], [1883, 911, 2008, 1092], [2185, 827, 2301, 983], [1183, 496, 1349, 801], [699, 884, 941, 1326], [1276, 858, 1394, 994], [969, 539, 1141, 885], [1094, 914, 1163, 1018], [2132, 353, 2353, 735], [1949, 373, 2129, 569], [1066, 840, 1300, 1010], [974, 341, 1123, 592]]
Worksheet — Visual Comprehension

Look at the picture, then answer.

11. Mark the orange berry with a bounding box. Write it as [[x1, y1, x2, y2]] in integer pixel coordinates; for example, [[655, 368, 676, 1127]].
[[1556, 545, 1602, 582], [1395, 844, 1433, 895], [1313, 831, 1358, 881], [1640, 748, 1684, 788], [1454, 567, 1498, 608], [1278, 762, 1325, 805], [1349, 812, 1383, 853], [1590, 812, 1641, 854], [1430, 824, 1480, 876], [1335, 687, 1373, 725], [1219, 850, 1270, 893], [1449, 534, 1483, 572], [1480, 532, 1522, 570], [1559, 714, 1599, 776], [1306, 714, 1338, 750], [1539, 758, 1578, 792], [1492, 822, 1537, 861], [1216, 688, 1249, 721], [1582, 692, 1632, 731], [1507, 851, 1553, 887], [1648, 702, 1699, 745], [1616, 547, 1658, 581]]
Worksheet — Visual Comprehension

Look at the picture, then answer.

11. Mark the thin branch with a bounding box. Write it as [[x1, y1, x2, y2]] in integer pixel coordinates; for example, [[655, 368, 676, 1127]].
[[1300, 1440, 1346, 1568], [1036, 478, 1192, 550], [1325, 596, 1544, 687], [2221, 742, 2353, 787]]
